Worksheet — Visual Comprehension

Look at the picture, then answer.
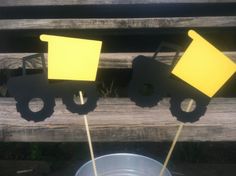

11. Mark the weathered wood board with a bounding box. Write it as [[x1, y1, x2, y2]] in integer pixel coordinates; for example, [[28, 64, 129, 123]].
[[0, 52, 236, 69], [0, 98, 235, 142], [1, 0, 236, 7], [0, 17, 236, 30]]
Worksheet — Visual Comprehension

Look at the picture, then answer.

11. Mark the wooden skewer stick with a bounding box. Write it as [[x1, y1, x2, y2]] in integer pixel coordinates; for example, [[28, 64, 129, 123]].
[[79, 91, 98, 176], [159, 99, 194, 176]]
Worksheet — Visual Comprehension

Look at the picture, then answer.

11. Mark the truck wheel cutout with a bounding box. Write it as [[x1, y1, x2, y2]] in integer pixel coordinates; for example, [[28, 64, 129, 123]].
[[16, 95, 55, 122], [62, 84, 98, 115], [169, 95, 207, 123], [128, 80, 163, 107]]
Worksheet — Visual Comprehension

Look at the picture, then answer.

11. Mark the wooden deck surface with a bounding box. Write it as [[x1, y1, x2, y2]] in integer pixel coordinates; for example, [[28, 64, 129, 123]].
[[1, 0, 236, 7], [0, 17, 236, 30], [0, 52, 236, 69], [0, 98, 235, 142]]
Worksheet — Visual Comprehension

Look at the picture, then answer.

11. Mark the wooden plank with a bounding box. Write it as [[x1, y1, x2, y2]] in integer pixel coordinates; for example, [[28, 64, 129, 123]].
[[51, 164, 236, 176], [170, 164, 236, 176], [1, 0, 236, 7], [1, 161, 236, 176], [0, 52, 236, 69], [0, 98, 235, 142], [0, 17, 236, 30], [0, 160, 50, 176]]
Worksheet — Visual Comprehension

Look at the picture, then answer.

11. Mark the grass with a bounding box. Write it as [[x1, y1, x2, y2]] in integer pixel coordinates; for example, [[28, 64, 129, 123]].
[[99, 81, 118, 97]]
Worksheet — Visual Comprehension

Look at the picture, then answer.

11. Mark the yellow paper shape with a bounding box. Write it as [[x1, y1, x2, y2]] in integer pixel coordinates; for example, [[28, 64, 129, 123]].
[[40, 34, 102, 81], [172, 30, 236, 97]]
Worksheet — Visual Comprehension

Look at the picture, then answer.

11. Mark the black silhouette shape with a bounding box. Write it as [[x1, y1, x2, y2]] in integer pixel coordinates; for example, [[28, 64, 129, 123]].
[[7, 54, 98, 122], [128, 43, 210, 123]]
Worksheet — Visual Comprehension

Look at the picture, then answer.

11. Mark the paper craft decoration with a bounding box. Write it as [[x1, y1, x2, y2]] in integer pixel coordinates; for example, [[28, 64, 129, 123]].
[[7, 35, 102, 122], [128, 44, 209, 123], [40, 35, 102, 81], [129, 30, 236, 123], [172, 30, 236, 97]]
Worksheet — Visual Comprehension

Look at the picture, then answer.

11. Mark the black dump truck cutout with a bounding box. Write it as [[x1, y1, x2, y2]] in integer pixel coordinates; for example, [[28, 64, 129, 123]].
[[7, 54, 98, 122], [128, 43, 210, 123], [7, 30, 236, 123], [7, 45, 212, 123]]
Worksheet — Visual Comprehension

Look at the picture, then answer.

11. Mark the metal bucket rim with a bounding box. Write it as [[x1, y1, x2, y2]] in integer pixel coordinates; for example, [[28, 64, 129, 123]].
[[75, 153, 171, 176]]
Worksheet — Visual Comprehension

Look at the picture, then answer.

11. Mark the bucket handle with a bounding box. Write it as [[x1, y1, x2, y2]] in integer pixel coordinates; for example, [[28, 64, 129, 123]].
[[152, 42, 181, 67], [22, 53, 46, 76]]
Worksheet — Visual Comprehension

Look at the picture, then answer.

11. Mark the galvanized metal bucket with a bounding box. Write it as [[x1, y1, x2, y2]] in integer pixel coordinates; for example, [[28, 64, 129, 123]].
[[75, 153, 172, 176]]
